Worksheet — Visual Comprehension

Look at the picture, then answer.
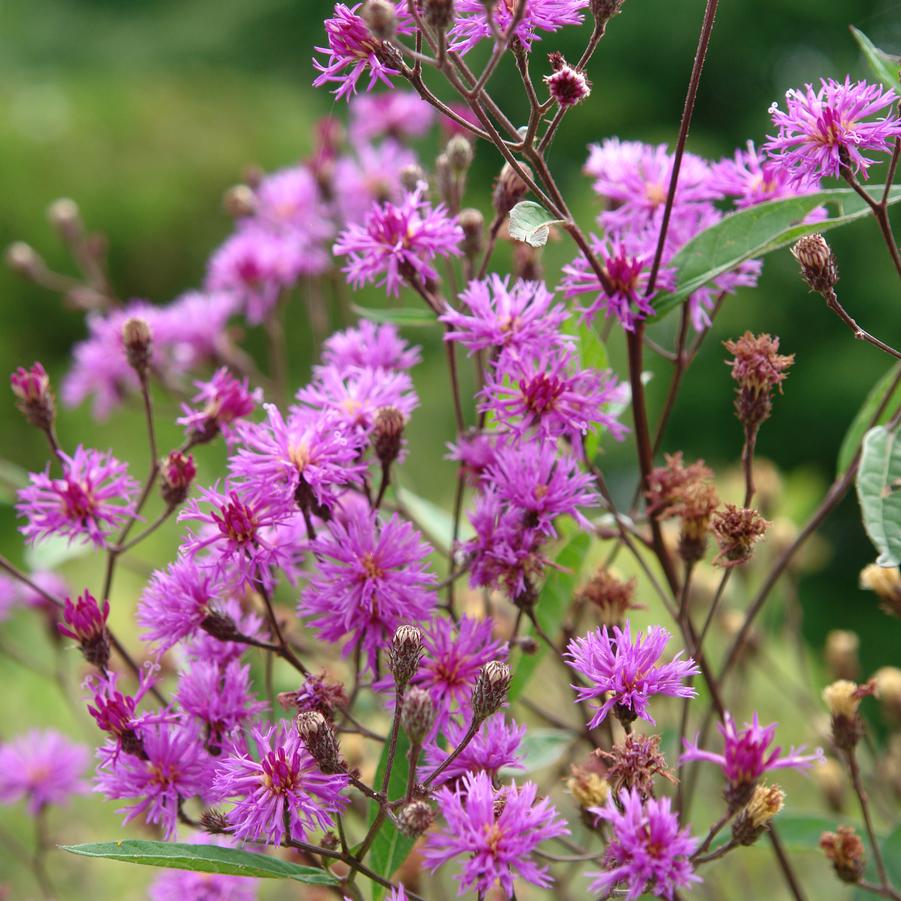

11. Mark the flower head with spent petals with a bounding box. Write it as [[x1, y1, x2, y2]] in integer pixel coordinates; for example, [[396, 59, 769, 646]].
[[0, 730, 89, 814], [321, 320, 422, 374], [566, 621, 700, 728], [423, 716, 525, 787], [645, 452, 714, 519], [765, 77, 901, 182], [178, 368, 261, 446], [712, 505, 770, 567], [681, 712, 823, 809], [299, 504, 436, 670], [424, 770, 569, 897], [17, 445, 138, 548], [577, 567, 638, 627], [588, 787, 699, 901], [334, 183, 463, 296], [213, 722, 349, 845]]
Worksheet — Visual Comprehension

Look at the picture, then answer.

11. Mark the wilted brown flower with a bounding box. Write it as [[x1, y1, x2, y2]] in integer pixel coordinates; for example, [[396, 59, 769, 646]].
[[577, 568, 638, 626], [711, 504, 770, 567]]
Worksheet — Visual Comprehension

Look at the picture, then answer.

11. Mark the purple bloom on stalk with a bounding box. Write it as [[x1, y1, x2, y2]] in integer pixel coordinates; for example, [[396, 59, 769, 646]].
[[299, 505, 436, 669], [322, 320, 422, 374], [178, 368, 261, 446], [566, 622, 700, 728], [765, 77, 901, 182], [681, 712, 823, 805], [251, 165, 332, 239], [95, 723, 214, 839], [479, 347, 628, 446], [424, 771, 569, 897], [332, 140, 417, 225], [58, 590, 109, 665], [349, 91, 436, 143], [213, 722, 349, 844], [0, 730, 89, 814], [333, 183, 463, 296], [149, 835, 257, 901], [588, 787, 700, 901], [447, 431, 497, 486], [449, 0, 589, 55], [313, 3, 414, 100], [17, 445, 138, 548], [440, 275, 570, 358], [423, 716, 525, 787]]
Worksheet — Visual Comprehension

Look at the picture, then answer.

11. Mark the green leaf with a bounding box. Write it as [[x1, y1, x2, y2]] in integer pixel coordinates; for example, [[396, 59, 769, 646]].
[[851, 26, 901, 95], [856, 425, 901, 566], [368, 730, 415, 901], [651, 186, 901, 320], [881, 824, 901, 886], [508, 201, 565, 248], [500, 728, 571, 777], [25, 534, 93, 571], [395, 485, 474, 555], [0, 458, 28, 505], [508, 530, 590, 702], [352, 305, 436, 327], [61, 841, 338, 885], [838, 364, 901, 476], [576, 320, 609, 460]]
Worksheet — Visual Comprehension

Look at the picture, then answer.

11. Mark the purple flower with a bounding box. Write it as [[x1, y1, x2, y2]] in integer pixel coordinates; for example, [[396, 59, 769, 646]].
[[333, 183, 463, 296], [447, 431, 497, 486], [681, 712, 823, 805], [95, 722, 214, 839], [299, 505, 436, 669], [423, 716, 525, 787], [251, 165, 332, 241], [765, 77, 901, 182], [450, 0, 589, 55], [479, 347, 628, 446], [566, 622, 700, 728], [178, 368, 261, 445], [424, 771, 569, 897], [313, 3, 414, 100], [440, 275, 570, 358], [164, 291, 240, 370], [149, 835, 258, 901], [321, 320, 422, 374], [588, 788, 700, 901], [486, 440, 598, 533], [19, 569, 68, 613], [213, 722, 349, 844], [58, 589, 110, 667], [87, 671, 170, 761], [0, 730, 89, 814], [410, 615, 507, 731], [349, 91, 435, 143], [333, 140, 417, 225], [17, 445, 138, 548]]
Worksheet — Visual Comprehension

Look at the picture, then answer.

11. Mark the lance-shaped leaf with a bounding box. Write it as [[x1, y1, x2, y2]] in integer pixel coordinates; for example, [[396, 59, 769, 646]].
[[352, 305, 436, 327], [856, 424, 901, 566], [837, 364, 901, 476], [851, 26, 901, 95]]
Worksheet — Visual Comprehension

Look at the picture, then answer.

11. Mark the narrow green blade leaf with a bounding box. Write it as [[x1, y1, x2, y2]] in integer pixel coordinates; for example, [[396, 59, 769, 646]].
[[352, 305, 436, 327], [851, 26, 901, 95], [508, 530, 590, 702], [856, 425, 901, 566], [61, 841, 339, 885], [651, 186, 901, 320], [837, 364, 901, 476], [881, 824, 901, 886], [508, 201, 565, 248], [395, 485, 474, 555], [500, 728, 572, 777]]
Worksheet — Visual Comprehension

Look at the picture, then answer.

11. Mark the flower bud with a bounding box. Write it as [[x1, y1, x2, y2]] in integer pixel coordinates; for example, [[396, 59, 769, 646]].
[[362, 0, 396, 41], [545, 54, 591, 108], [825, 630, 860, 681], [820, 826, 865, 884], [122, 317, 153, 375], [512, 242, 542, 282], [296, 711, 343, 774], [400, 165, 425, 192], [471, 660, 511, 721], [424, 0, 455, 30], [813, 757, 846, 812], [458, 208, 485, 260], [446, 135, 474, 174], [859, 563, 901, 617], [374, 406, 406, 470], [200, 611, 241, 642], [397, 799, 434, 837], [160, 451, 196, 508], [223, 184, 257, 219], [5, 242, 46, 279], [47, 197, 83, 242], [874, 666, 901, 723], [389, 625, 423, 689], [401, 687, 435, 745], [10, 362, 56, 432], [732, 783, 784, 846], [591, 0, 625, 25], [57, 590, 110, 671], [792, 233, 838, 295], [200, 808, 230, 834], [492, 162, 532, 218]]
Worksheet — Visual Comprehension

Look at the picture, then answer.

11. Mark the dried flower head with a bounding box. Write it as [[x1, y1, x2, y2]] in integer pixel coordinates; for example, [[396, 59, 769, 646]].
[[677, 480, 720, 564], [645, 452, 714, 519], [820, 826, 865, 884], [860, 563, 901, 617], [731, 783, 785, 846], [599, 733, 674, 800], [874, 666, 901, 722], [823, 679, 875, 750], [711, 504, 770, 567], [724, 331, 794, 433], [567, 758, 610, 810], [577, 567, 638, 626]]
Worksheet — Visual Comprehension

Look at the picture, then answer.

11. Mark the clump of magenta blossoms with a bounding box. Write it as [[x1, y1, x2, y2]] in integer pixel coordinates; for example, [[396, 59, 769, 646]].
[[422, 716, 525, 787], [681, 712, 823, 809], [213, 722, 349, 845], [424, 771, 569, 897], [765, 77, 901, 181], [17, 445, 138, 547], [334, 183, 464, 295], [0, 730, 89, 814], [589, 788, 700, 900], [566, 621, 700, 728]]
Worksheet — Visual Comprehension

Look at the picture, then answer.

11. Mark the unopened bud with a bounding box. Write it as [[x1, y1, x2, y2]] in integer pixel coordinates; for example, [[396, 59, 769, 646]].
[[223, 184, 257, 218], [296, 711, 343, 773], [791, 233, 838, 295], [122, 317, 153, 375], [200, 808, 230, 834], [5, 242, 45, 279], [160, 451, 196, 508], [47, 198, 83, 242], [446, 135, 474, 174], [401, 687, 435, 745], [472, 660, 511, 721], [436, 153, 454, 206], [512, 242, 542, 282], [397, 799, 434, 837], [492, 162, 532, 218], [362, 0, 396, 40], [825, 630, 860, 681], [732, 783, 784, 846], [374, 407, 405, 469], [813, 757, 846, 812], [458, 208, 485, 260], [423, 0, 455, 30], [389, 624, 423, 689], [513, 635, 538, 655], [874, 666, 901, 722], [821, 826, 865, 884], [10, 362, 55, 432], [545, 56, 591, 108], [400, 165, 425, 192], [200, 611, 241, 642]]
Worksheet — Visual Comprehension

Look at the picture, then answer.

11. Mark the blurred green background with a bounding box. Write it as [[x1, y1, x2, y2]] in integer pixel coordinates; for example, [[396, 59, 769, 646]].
[[1, 0, 901, 897]]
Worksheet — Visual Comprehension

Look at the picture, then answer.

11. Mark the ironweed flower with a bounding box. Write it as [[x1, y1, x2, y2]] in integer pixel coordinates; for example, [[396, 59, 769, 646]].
[[712, 504, 770, 567], [10, 362, 55, 431], [348, 90, 435, 143], [58, 589, 110, 669], [724, 331, 794, 433], [545, 53, 591, 107], [0, 730, 89, 814], [321, 319, 422, 373], [178, 368, 261, 445], [422, 716, 525, 787]]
